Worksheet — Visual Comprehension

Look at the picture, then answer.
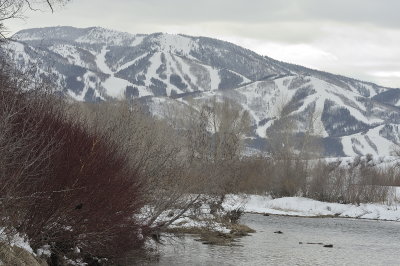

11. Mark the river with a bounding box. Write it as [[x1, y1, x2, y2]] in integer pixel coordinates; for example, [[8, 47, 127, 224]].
[[148, 214, 400, 266]]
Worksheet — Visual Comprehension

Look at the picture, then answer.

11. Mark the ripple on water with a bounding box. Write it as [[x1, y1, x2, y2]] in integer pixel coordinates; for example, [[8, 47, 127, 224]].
[[152, 214, 400, 266]]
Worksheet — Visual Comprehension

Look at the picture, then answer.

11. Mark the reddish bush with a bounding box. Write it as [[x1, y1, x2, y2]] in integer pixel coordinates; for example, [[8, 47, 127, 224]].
[[23, 115, 144, 259], [0, 62, 146, 263]]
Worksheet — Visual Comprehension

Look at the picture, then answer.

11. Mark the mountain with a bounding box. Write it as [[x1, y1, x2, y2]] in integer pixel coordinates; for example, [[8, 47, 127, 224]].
[[3, 26, 400, 157]]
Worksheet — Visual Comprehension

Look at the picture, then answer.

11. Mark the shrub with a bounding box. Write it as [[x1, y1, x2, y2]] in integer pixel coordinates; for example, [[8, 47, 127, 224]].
[[0, 61, 146, 264], [307, 158, 393, 204]]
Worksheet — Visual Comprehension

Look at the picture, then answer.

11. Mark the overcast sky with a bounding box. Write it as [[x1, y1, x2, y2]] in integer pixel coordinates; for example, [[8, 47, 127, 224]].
[[6, 0, 400, 88]]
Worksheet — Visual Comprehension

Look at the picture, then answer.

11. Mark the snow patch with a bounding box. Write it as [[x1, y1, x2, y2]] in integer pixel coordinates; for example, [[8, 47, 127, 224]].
[[0, 229, 34, 254], [157, 34, 198, 55], [131, 35, 145, 47], [224, 194, 400, 221]]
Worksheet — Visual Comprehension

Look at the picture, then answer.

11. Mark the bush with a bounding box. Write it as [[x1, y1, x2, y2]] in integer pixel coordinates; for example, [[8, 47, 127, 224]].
[[235, 155, 395, 205], [224, 208, 244, 224], [307, 158, 393, 204], [0, 61, 146, 264]]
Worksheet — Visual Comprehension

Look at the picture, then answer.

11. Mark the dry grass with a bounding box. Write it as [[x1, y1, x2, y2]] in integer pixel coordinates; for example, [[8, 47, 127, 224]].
[[163, 220, 255, 246], [0, 244, 47, 266]]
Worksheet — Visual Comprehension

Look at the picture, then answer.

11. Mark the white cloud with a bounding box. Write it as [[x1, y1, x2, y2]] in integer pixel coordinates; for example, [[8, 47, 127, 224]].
[[371, 71, 400, 78]]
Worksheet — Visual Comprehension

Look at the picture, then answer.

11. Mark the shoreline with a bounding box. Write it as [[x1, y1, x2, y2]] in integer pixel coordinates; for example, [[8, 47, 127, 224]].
[[163, 221, 255, 246], [223, 194, 400, 222], [244, 211, 400, 222]]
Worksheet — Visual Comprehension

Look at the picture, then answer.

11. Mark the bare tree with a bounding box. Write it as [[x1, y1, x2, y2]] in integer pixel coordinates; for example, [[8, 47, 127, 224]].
[[266, 96, 323, 197], [165, 96, 251, 212], [0, 60, 149, 263], [0, 0, 70, 38], [72, 100, 207, 237], [178, 97, 250, 164]]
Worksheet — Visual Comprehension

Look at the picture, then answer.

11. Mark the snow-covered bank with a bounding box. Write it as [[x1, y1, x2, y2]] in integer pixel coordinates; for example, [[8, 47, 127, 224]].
[[0, 229, 34, 254], [0, 229, 47, 265], [168, 216, 231, 234], [223, 193, 400, 222]]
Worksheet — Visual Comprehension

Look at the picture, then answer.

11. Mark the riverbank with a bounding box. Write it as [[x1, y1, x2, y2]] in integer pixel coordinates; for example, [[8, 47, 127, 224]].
[[3, 192, 400, 264], [0, 244, 47, 266], [157, 190, 400, 246], [0, 231, 47, 266], [223, 194, 400, 221], [159, 208, 255, 246], [165, 222, 255, 245]]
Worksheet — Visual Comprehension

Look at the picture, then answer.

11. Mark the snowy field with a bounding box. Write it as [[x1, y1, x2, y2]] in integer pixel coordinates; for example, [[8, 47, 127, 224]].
[[223, 190, 400, 222]]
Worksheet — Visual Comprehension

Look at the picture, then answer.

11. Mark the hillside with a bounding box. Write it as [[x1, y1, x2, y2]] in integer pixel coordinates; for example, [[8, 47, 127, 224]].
[[3, 26, 400, 157]]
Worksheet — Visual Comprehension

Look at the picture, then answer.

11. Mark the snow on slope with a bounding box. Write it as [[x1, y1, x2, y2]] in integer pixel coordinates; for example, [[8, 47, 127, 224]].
[[116, 53, 149, 73], [131, 35, 145, 47], [157, 34, 198, 56], [48, 44, 85, 67], [95, 46, 112, 74], [7, 26, 400, 156], [341, 124, 400, 156], [76, 27, 136, 45], [3, 41, 32, 63], [96, 46, 126, 98], [95, 46, 152, 98]]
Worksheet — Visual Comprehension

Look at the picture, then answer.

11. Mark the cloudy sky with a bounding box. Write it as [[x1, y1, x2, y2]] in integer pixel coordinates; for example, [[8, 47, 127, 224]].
[[6, 0, 400, 88]]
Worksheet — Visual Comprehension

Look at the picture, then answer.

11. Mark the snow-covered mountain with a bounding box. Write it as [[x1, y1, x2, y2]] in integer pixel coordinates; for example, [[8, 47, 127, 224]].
[[3, 26, 400, 157]]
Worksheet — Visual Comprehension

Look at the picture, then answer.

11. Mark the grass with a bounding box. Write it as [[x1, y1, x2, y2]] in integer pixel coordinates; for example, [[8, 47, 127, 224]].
[[0, 244, 47, 266], [163, 218, 255, 246]]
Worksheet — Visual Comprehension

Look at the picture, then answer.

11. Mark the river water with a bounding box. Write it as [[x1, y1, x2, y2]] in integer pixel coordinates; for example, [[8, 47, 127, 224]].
[[150, 214, 400, 266]]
